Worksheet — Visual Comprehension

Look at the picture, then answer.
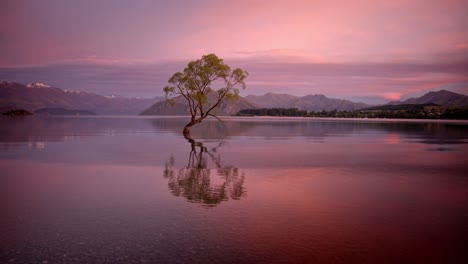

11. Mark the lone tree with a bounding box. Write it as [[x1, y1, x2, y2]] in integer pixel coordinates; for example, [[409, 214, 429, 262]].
[[163, 54, 248, 140]]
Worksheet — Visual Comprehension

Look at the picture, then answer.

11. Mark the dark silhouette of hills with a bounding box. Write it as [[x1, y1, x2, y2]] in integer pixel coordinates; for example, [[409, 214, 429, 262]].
[[354, 91, 468, 119], [2, 109, 33, 116], [388, 90, 468, 107], [0, 81, 163, 115]]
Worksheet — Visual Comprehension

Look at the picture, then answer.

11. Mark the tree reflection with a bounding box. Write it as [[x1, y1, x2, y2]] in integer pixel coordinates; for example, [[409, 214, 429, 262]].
[[163, 140, 246, 207]]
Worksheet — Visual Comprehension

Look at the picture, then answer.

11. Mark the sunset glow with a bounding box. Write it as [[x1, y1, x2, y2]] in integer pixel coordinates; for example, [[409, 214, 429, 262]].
[[1, 0, 467, 103]]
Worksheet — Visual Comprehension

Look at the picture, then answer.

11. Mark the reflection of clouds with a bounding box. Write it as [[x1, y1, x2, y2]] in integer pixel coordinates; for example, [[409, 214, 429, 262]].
[[0, 116, 158, 152], [384, 133, 400, 145], [150, 118, 468, 147]]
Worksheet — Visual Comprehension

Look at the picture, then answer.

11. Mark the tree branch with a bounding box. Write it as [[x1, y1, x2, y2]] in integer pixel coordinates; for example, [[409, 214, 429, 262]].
[[208, 113, 224, 123], [163, 54, 247, 136], [204, 92, 228, 118]]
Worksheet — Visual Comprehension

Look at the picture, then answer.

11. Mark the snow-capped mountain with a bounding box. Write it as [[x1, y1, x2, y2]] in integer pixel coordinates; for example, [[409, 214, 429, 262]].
[[0, 81, 164, 115], [26, 82, 51, 88]]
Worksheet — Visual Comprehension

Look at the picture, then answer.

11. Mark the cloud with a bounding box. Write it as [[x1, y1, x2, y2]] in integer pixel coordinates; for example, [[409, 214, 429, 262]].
[[1, 57, 467, 103], [1, 0, 467, 66]]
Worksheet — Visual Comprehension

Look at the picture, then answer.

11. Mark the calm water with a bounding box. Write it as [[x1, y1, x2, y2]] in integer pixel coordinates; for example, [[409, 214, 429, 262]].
[[1, 116, 468, 263]]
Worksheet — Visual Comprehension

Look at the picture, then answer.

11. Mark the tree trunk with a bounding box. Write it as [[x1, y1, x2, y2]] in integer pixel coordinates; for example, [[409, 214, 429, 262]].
[[183, 123, 193, 141], [183, 118, 203, 142]]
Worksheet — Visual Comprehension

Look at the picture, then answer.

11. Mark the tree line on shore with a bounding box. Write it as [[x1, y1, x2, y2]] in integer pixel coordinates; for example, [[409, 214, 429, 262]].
[[236, 105, 468, 119]]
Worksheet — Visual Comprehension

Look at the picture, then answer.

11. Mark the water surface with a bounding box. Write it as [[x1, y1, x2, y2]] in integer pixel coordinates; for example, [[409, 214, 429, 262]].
[[1, 116, 468, 263]]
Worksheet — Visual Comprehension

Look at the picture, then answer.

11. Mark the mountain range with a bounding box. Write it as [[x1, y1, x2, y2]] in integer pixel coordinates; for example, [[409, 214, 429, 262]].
[[140, 95, 256, 116], [0, 81, 164, 115], [2, 81, 467, 116], [141, 90, 468, 115], [141, 93, 370, 115], [244, 93, 370, 111], [388, 90, 468, 107]]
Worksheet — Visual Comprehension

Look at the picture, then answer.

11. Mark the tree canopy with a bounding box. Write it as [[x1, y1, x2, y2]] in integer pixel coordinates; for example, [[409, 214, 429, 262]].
[[163, 54, 248, 139]]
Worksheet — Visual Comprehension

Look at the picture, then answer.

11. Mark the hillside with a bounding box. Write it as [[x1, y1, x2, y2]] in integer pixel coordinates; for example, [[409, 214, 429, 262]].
[[0, 81, 163, 115], [245, 93, 370, 111], [244, 93, 299, 108], [391, 90, 468, 107], [140, 96, 257, 116], [294, 94, 370, 111]]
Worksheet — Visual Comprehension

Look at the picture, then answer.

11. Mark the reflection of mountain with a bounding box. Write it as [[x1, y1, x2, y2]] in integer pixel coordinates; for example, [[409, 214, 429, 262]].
[[163, 141, 246, 207], [148, 118, 468, 145], [1, 116, 467, 147], [1, 116, 467, 170], [0, 116, 156, 143]]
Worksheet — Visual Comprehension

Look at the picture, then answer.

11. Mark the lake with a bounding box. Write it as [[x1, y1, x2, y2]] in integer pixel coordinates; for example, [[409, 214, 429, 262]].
[[1, 116, 467, 263]]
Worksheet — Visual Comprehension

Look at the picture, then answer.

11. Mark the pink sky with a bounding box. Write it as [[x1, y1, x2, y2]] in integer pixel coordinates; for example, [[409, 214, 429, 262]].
[[1, 0, 467, 103]]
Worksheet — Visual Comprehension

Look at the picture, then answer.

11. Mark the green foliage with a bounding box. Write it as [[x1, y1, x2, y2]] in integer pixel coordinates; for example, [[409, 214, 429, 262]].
[[163, 54, 248, 123]]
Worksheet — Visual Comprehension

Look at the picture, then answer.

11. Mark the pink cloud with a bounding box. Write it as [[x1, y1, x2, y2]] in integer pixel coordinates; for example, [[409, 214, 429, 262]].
[[455, 43, 468, 49], [178, 0, 468, 64], [2, 0, 468, 66], [1, 0, 467, 103]]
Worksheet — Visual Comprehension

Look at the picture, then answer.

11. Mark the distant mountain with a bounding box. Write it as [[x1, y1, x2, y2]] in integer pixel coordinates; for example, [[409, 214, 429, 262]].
[[142, 92, 371, 116], [140, 95, 257, 116], [294, 94, 370, 111], [140, 100, 188, 115], [244, 93, 299, 108], [6, 80, 464, 117], [0, 81, 164, 115], [245, 93, 370, 111], [397, 90, 468, 107]]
